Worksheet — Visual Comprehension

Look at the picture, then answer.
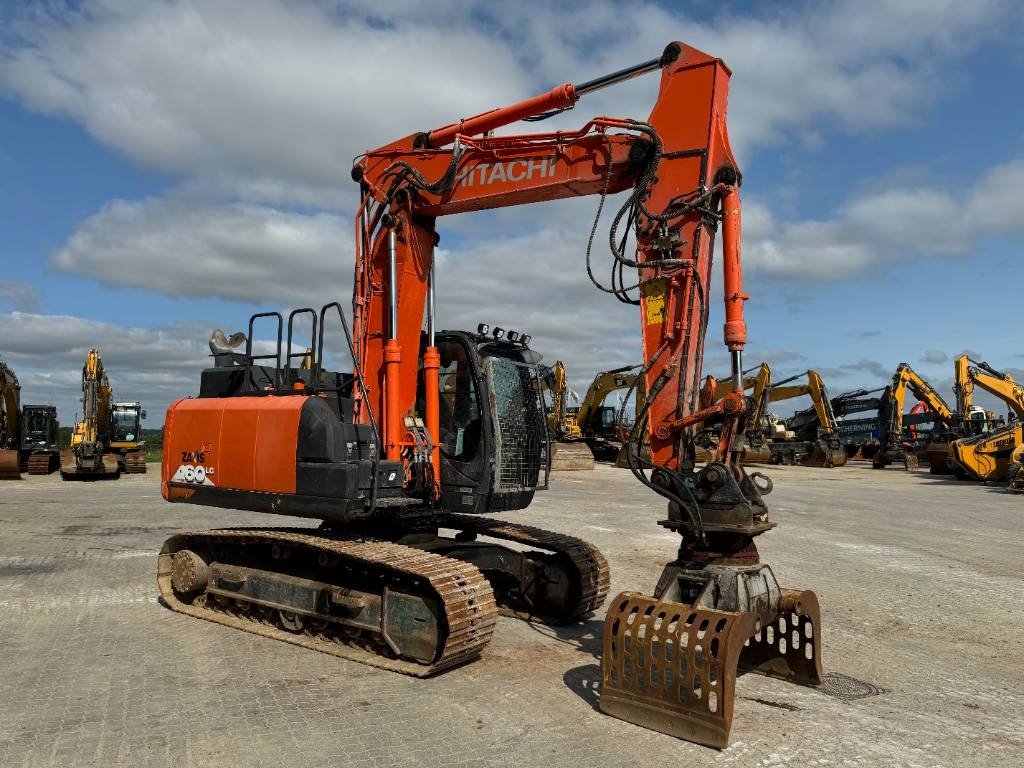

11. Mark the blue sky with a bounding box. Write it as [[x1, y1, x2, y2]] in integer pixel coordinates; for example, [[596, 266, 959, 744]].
[[0, 0, 1022, 425]]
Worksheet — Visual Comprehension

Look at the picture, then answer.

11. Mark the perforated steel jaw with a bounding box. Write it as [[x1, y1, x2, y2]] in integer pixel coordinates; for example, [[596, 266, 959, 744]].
[[599, 587, 822, 749]]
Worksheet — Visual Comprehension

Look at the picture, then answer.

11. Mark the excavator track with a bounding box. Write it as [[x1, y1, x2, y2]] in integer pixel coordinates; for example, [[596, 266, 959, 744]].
[[0, 449, 20, 480], [431, 514, 611, 621], [157, 528, 498, 676], [122, 451, 148, 474], [26, 452, 56, 475]]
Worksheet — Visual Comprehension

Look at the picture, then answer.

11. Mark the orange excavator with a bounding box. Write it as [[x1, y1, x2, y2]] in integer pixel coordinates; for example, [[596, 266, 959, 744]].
[[158, 42, 821, 748]]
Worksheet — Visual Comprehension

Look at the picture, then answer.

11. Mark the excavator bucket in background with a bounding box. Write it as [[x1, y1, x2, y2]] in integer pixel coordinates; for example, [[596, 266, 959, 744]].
[[600, 588, 822, 748], [60, 449, 120, 480], [0, 449, 20, 480], [551, 441, 596, 471], [804, 439, 848, 468]]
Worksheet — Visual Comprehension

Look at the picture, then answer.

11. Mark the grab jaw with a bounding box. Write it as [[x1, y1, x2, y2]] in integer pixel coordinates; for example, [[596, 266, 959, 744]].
[[600, 563, 822, 749]]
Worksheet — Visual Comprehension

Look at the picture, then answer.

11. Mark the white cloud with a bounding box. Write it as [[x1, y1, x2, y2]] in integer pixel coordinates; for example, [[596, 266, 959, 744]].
[[743, 157, 1024, 279], [0, 0, 532, 207], [0, 311, 214, 425], [0, 281, 40, 312], [51, 197, 351, 306]]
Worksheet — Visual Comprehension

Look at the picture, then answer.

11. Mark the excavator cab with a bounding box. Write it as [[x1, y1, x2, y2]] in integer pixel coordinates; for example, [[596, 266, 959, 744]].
[[428, 327, 549, 514]]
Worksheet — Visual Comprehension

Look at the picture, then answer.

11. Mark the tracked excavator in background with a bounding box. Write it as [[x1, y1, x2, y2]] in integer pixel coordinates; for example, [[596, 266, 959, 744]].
[[575, 364, 645, 461], [699, 362, 773, 464], [0, 361, 62, 478], [543, 360, 595, 471], [157, 42, 822, 748], [109, 401, 148, 473], [763, 370, 847, 468], [700, 366, 845, 467], [21, 404, 60, 474], [873, 363, 955, 472], [1, 361, 22, 479], [62, 349, 119, 479], [62, 349, 147, 479], [949, 356, 1024, 483]]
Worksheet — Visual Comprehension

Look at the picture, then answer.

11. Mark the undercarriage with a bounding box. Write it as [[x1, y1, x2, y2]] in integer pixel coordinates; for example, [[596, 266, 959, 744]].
[[158, 513, 610, 675]]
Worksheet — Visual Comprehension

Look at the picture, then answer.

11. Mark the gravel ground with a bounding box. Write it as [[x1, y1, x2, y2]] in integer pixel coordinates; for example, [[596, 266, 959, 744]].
[[0, 462, 1020, 767]]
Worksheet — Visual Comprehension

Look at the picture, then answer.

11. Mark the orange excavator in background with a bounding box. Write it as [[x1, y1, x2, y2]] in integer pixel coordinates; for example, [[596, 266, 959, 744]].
[[158, 42, 821, 748]]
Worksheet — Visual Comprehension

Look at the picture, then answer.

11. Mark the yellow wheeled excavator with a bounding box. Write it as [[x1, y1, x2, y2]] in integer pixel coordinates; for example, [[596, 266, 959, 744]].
[[0, 361, 22, 479], [949, 356, 1024, 483], [543, 360, 595, 471]]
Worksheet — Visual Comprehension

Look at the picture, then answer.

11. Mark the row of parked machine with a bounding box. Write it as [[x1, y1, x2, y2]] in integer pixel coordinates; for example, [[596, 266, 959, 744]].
[[0, 350, 147, 480], [549, 353, 1023, 493]]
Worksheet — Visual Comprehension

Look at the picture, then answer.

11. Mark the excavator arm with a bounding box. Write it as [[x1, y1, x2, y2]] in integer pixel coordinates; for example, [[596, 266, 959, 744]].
[[962, 357, 1024, 420], [353, 41, 820, 747], [353, 42, 755, 501]]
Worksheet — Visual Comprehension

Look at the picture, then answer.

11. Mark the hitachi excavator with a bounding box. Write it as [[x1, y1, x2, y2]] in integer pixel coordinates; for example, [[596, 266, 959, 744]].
[[873, 363, 955, 471], [544, 360, 595, 471], [0, 361, 22, 479], [157, 42, 822, 748], [949, 356, 1024, 483]]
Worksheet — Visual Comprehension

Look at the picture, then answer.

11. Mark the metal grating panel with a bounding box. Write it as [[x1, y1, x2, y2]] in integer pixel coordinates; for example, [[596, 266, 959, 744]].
[[485, 358, 549, 495]]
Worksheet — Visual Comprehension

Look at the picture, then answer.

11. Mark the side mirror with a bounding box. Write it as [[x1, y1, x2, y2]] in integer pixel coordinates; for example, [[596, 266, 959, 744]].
[[141, 410, 148, 420]]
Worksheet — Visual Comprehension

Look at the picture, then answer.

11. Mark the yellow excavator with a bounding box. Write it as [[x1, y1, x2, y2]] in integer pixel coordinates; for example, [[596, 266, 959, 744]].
[[1008, 444, 1024, 493], [543, 361, 594, 471], [700, 363, 773, 463], [702, 366, 845, 467], [62, 348, 121, 479], [765, 370, 847, 467], [949, 356, 1024, 483], [0, 361, 22, 479], [873, 363, 956, 471], [574, 365, 645, 461]]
